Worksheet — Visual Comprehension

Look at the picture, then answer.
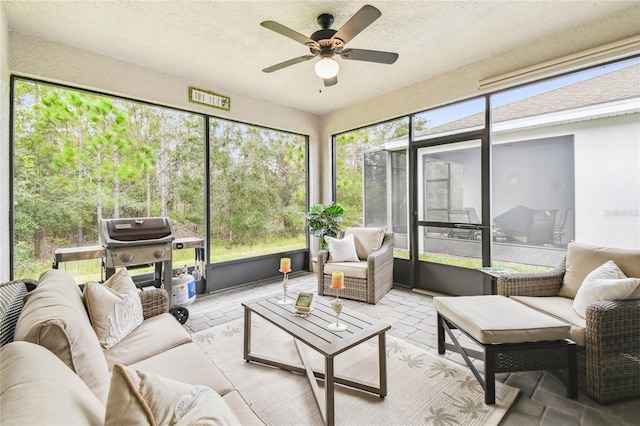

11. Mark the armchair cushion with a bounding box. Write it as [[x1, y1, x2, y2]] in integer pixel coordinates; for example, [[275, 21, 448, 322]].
[[559, 241, 640, 298], [573, 261, 640, 318], [324, 260, 368, 279], [326, 233, 359, 263], [344, 227, 384, 259]]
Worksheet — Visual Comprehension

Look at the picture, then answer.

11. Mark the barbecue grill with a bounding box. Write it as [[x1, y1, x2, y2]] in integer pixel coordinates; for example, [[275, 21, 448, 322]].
[[99, 217, 175, 305]]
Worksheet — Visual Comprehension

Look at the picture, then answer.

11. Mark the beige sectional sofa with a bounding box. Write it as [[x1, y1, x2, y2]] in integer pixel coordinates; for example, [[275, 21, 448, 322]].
[[0, 269, 263, 425]]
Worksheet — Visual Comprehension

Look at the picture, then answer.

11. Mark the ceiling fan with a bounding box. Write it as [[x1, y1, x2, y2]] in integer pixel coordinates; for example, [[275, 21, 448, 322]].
[[260, 4, 399, 87]]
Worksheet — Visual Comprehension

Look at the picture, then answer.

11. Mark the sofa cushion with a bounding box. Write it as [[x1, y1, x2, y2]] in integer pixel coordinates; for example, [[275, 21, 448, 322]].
[[0, 341, 105, 425], [326, 233, 359, 263], [222, 390, 267, 426], [324, 260, 368, 279], [104, 312, 191, 369], [573, 261, 640, 318], [559, 241, 640, 299], [0, 281, 28, 347], [84, 268, 144, 349], [130, 342, 235, 397], [510, 295, 586, 346], [344, 227, 385, 260], [14, 269, 111, 403], [105, 364, 241, 426]]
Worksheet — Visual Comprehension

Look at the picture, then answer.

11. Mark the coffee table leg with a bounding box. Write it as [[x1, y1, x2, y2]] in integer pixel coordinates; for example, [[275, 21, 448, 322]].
[[243, 307, 251, 361], [325, 357, 335, 426], [437, 313, 445, 354], [379, 332, 387, 397]]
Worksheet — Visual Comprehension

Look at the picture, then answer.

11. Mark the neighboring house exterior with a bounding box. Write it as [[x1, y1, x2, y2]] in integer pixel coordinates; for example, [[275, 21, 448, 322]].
[[365, 63, 640, 266]]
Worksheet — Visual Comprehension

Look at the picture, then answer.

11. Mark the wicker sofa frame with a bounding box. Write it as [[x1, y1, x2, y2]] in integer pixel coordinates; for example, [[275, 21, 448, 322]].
[[497, 257, 640, 404], [316, 232, 394, 304]]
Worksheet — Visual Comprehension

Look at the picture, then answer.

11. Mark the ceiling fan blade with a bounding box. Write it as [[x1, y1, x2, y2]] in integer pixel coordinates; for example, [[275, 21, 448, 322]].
[[262, 55, 315, 73], [340, 48, 398, 64], [261, 21, 318, 47], [324, 76, 338, 87], [332, 5, 381, 45]]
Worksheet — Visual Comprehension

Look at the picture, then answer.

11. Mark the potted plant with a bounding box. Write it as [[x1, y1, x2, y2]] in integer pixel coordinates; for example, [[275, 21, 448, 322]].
[[306, 203, 344, 249]]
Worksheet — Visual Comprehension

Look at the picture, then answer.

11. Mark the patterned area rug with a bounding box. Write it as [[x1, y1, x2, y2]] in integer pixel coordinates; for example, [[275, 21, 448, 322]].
[[193, 316, 518, 426]]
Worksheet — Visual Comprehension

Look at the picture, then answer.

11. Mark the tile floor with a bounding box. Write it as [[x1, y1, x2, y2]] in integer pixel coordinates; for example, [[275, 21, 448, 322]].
[[183, 272, 639, 426]]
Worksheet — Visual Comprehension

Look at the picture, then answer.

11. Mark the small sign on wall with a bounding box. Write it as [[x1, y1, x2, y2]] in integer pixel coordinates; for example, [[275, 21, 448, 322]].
[[189, 87, 230, 111]]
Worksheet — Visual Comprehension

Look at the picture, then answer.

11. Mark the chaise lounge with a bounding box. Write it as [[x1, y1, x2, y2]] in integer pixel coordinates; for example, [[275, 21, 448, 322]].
[[497, 241, 640, 404]]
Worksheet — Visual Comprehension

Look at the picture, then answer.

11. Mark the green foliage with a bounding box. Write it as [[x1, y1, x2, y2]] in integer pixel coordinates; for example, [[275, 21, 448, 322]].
[[13, 79, 307, 277], [306, 203, 344, 249]]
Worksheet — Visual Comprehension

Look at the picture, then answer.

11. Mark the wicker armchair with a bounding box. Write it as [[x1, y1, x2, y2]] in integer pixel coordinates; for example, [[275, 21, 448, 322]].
[[497, 247, 640, 404], [316, 229, 394, 304]]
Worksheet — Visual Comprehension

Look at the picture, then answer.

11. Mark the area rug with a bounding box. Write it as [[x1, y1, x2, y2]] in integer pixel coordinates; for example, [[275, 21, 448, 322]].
[[193, 316, 518, 426]]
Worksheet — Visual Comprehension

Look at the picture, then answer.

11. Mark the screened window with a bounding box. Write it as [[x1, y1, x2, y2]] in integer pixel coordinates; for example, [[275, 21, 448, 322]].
[[208, 119, 307, 261], [12, 79, 308, 281]]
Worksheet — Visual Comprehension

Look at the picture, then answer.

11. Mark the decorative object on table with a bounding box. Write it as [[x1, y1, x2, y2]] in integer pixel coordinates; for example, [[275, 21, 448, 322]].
[[328, 271, 347, 331], [294, 292, 315, 316], [278, 258, 292, 305], [306, 203, 344, 249]]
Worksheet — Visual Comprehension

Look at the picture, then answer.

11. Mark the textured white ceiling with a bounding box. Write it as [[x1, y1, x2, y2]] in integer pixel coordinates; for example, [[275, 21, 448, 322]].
[[3, 1, 637, 115]]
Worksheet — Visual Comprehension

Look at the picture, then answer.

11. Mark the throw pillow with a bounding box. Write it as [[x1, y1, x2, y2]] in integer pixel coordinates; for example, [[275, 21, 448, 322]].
[[344, 227, 385, 259], [326, 233, 360, 263], [559, 241, 640, 298], [105, 364, 241, 426], [573, 260, 640, 318], [84, 268, 143, 349]]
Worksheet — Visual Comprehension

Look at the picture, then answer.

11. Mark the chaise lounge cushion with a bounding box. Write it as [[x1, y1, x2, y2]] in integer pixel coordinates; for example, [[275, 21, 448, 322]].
[[510, 295, 586, 346], [0, 341, 105, 425], [13, 269, 111, 403], [434, 295, 570, 344], [558, 241, 640, 299]]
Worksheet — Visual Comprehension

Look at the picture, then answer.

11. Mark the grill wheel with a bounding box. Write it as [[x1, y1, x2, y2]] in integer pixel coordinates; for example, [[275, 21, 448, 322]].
[[169, 306, 189, 325]]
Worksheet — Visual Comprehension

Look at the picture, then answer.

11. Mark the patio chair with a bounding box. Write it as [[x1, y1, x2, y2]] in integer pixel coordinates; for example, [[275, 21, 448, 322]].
[[316, 228, 394, 304], [497, 241, 640, 404]]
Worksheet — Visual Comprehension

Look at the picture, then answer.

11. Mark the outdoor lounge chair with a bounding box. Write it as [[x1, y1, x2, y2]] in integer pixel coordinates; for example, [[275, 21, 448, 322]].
[[316, 228, 394, 304]]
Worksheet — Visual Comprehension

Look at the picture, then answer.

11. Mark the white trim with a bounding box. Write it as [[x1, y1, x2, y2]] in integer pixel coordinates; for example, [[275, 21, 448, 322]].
[[492, 97, 640, 134], [479, 36, 640, 91]]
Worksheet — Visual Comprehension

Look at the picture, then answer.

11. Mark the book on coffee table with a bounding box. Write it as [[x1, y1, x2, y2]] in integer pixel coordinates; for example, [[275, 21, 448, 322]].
[[295, 292, 314, 315]]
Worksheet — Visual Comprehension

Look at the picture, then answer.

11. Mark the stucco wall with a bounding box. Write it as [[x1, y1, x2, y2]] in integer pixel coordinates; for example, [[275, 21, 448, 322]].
[[1, 5, 10, 282]]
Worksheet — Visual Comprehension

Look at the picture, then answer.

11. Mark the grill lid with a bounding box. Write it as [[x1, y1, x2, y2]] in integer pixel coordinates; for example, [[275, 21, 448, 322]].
[[100, 217, 174, 246]]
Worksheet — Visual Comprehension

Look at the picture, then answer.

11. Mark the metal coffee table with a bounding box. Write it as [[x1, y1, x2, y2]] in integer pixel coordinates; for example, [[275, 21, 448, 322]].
[[242, 294, 391, 426]]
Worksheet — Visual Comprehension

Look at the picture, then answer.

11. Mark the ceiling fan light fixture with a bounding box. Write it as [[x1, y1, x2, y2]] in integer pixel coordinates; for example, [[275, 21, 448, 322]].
[[315, 57, 339, 79]]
